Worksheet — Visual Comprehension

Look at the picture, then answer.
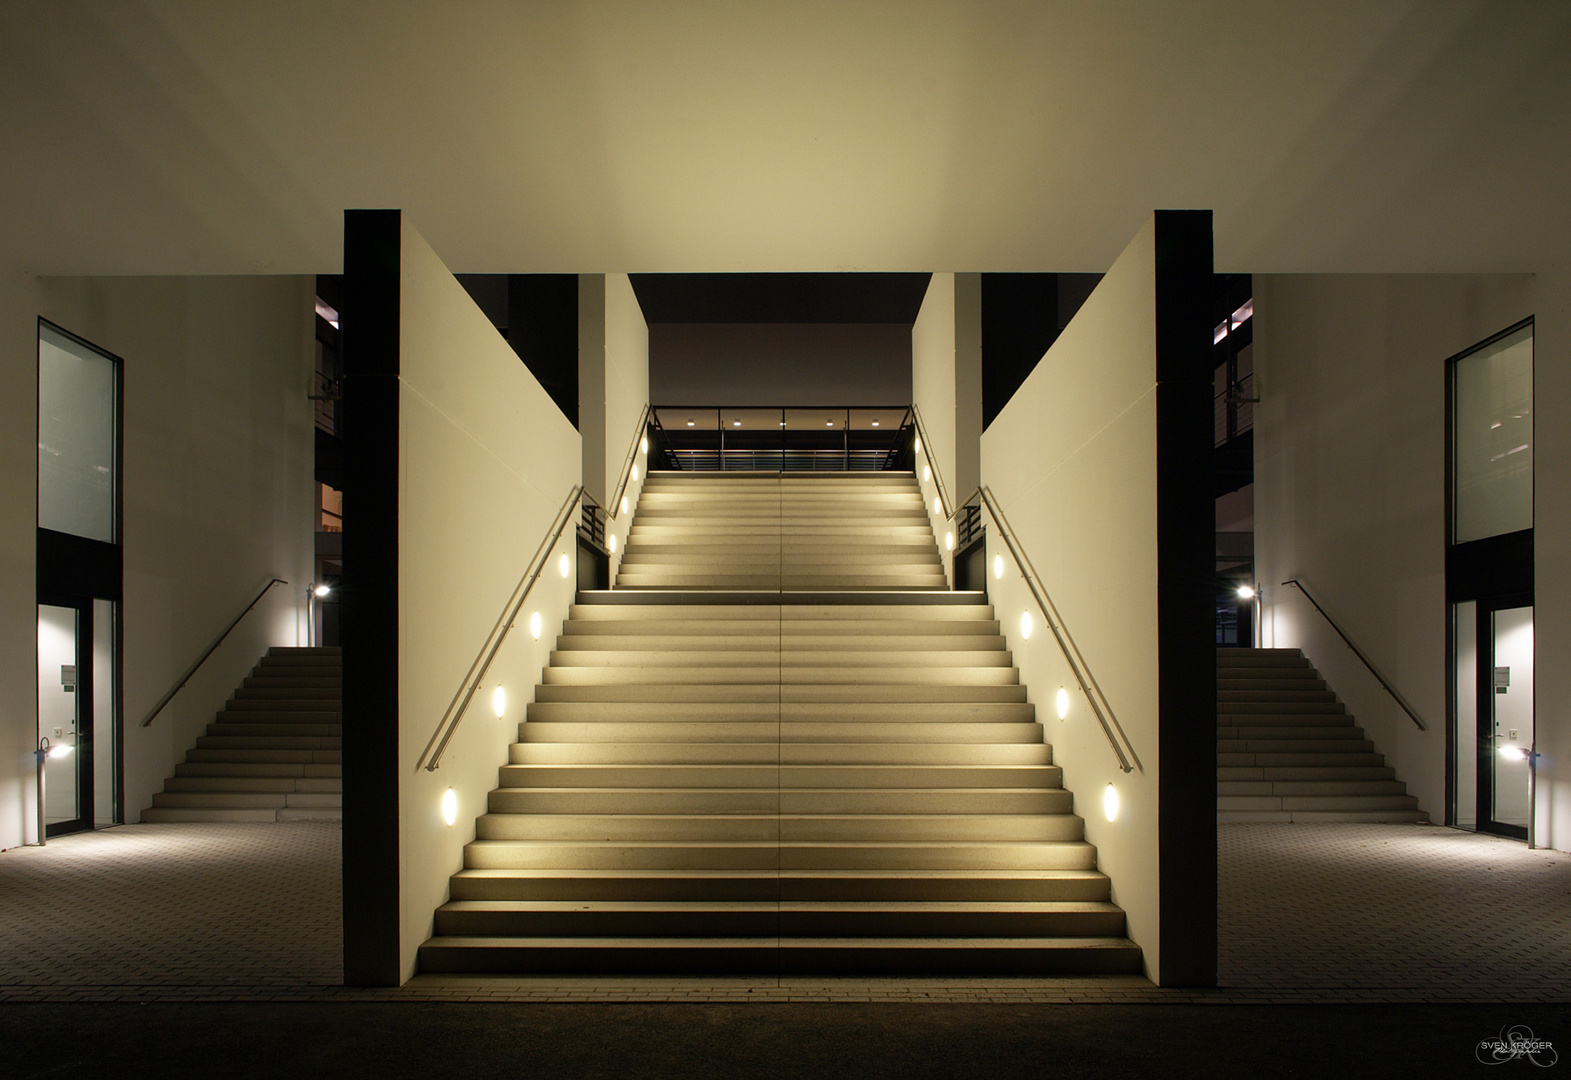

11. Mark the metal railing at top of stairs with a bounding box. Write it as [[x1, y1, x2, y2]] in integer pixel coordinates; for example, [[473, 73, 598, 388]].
[[909, 403, 954, 521], [140, 577, 289, 728], [1280, 578, 1428, 731], [418, 484, 584, 772], [952, 486, 1142, 775]]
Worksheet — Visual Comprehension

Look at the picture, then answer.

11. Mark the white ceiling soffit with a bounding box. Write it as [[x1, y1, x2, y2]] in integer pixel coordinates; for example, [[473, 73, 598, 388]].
[[1, 0, 1568, 276]]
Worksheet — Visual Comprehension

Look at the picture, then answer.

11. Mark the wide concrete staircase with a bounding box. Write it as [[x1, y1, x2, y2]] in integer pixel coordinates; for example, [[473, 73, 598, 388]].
[[141, 647, 342, 822], [617, 472, 947, 590], [418, 472, 1139, 975], [1217, 647, 1426, 823]]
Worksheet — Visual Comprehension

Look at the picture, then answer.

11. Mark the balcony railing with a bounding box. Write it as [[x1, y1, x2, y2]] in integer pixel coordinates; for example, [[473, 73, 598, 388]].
[[650, 406, 913, 472]]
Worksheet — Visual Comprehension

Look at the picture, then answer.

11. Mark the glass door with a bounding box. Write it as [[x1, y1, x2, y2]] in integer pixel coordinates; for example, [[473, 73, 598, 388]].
[[37, 601, 91, 836], [1488, 604, 1533, 835]]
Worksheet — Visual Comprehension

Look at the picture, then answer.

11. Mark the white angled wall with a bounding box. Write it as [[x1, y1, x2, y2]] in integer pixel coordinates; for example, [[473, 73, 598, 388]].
[[603, 274, 650, 578], [981, 217, 1164, 981], [396, 219, 582, 978], [1252, 273, 1540, 838], [912, 272, 981, 584]]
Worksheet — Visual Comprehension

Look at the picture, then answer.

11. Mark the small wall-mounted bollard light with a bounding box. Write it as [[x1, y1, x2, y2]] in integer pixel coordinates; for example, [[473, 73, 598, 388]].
[[631, 464, 639, 483], [34, 738, 73, 846], [1056, 687, 1070, 720], [492, 685, 507, 719], [1103, 783, 1120, 822], [1020, 612, 1033, 640], [620, 495, 629, 515], [558, 553, 571, 578], [307, 582, 332, 647], [993, 554, 1004, 580], [607, 533, 617, 553], [640, 436, 648, 455], [914, 436, 921, 455], [441, 787, 458, 827], [932, 496, 941, 517], [923, 464, 931, 483], [945, 531, 954, 551], [529, 611, 543, 641]]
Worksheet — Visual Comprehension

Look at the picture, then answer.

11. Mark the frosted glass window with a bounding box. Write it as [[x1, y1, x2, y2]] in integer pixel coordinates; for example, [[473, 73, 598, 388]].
[[1453, 325, 1532, 544], [38, 324, 117, 543]]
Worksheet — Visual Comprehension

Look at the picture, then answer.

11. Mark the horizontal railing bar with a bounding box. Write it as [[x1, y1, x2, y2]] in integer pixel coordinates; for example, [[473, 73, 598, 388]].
[[1281, 578, 1428, 731], [419, 484, 584, 772], [141, 577, 289, 728]]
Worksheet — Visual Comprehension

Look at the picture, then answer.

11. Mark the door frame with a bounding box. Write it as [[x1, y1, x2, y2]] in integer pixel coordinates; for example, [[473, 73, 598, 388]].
[[36, 594, 95, 838], [1472, 593, 1533, 840]]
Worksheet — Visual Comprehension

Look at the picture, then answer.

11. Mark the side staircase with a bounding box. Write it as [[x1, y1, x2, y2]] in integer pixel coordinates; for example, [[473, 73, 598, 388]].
[[1217, 647, 1426, 823], [418, 472, 1139, 974], [142, 646, 342, 822]]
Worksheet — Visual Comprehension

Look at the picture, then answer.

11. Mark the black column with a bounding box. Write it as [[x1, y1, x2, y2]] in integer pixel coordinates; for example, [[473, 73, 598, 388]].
[[1152, 209, 1217, 987], [341, 209, 403, 986]]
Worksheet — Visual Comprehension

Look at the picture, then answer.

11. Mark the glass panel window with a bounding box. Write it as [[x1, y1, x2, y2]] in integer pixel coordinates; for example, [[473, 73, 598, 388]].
[[1453, 324, 1532, 544], [38, 324, 118, 543]]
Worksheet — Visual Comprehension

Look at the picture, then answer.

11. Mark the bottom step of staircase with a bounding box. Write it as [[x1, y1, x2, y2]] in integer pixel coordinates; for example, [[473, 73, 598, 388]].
[[416, 935, 1144, 975], [140, 806, 342, 823]]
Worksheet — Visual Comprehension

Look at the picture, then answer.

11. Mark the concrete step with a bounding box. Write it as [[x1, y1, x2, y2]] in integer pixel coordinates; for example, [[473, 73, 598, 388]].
[[206, 722, 341, 738], [1217, 739, 1375, 754], [523, 701, 1038, 724], [140, 807, 282, 823], [415, 936, 1143, 975], [1217, 809, 1430, 823], [152, 791, 287, 809], [539, 665, 1019, 686], [1217, 779, 1412, 796], [1217, 766, 1396, 781], [461, 839, 1102, 871], [473, 813, 1085, 843], [1216, 751, 1386, 768], [1217, 794, 1422, 811], [182, 749, 340, 766], [485, 788, 1073, 816], [532, 684, 1029, 704], [498, 763, 1064, 789], [447, 868, 1114, 903], [515, 721, 1044, 744], [505, 743, 1054, 766]]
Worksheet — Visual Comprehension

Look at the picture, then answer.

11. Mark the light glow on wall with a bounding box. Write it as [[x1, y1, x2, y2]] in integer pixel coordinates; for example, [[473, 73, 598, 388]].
[[441, 787, 457, 827], [607, 533, 617, 553], [558, 553, 570, 578], [945, 531, 953, 551], [640, 436, 648, 454], [1056, 687, 1069, 720], [932, 496, 941, 517], [529, 611, 542, 640], [923, 464, 931, 483], [914, 436, 921, 455], [1103, 783, 1119, 822], [631, 464, 640, 483], [1020, 612, 1032, 640], [491, 685, 507, 718], [620, 495, 629, 515], [993, 554, 1004, 580]]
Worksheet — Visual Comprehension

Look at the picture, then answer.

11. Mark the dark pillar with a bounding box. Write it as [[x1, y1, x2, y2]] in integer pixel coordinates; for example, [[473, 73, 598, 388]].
[[1153, 209, 1218, 987], [341, 209, 403, 986]]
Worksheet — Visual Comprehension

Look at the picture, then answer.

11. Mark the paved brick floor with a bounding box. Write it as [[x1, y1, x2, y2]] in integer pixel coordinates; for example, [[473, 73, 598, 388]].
[[1, 820, 1566, 1002]]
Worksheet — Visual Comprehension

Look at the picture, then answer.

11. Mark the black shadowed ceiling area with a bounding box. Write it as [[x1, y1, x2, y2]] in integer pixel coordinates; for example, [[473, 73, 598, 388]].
[[630, 273, 932, 324]]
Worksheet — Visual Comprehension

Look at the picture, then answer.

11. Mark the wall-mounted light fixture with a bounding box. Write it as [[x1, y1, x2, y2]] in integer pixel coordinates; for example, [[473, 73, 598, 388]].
[[558, 553, 571, 578], [1103, 783, 1119, 822], [1236, 584, 1256, 600], [932, 496, 941, 517], [914, 436, 921, 455], [620, 495, 629, 515], [640, 436, 648, 454], [922, 464, 931, 483], [492, 685, 507, 718], [441, 787, 458, 827], [529, 611, 542, 641], [314, 584, 332, 598], [1020, 612, 1033, 640], [1056, 687, 1069, 720], [945, 531, 954, 551], [993, 554, 1004, 580], [607, 533, 617, 553], [631, 464, 639, 483]]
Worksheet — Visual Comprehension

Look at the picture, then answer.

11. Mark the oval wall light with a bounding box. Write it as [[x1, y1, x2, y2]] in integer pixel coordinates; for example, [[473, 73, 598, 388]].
[[441, 787, 458, 827], [1056, 687, 1070, 720], [631, 464, 640, 483], [1020, 612, 1033, 640], [914, 436, 921, 455], [1103, 783, 1120, 822], [922, 464, 931, 483], [945, 531, 954, 551], [558, 553, 571, 578], [529, 611, 542, 640], [492, 685, 507, 718], [607, 533, 617, 553], [640, 436, 648, 454], [932, 496, 941, 517], [620, 495, 629, 515], [993, 554, 1004, 580]]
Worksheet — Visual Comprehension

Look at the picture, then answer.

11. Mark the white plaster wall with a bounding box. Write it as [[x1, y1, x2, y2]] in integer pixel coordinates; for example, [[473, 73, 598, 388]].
[[981, 217, 1164, 981], [396, 219, 582, 979], [603, 273, 649, 581], [1253, 274, 1536, 837], [1532, 269, 1571, 852], [578, 275, 607, 505], [913, 273, 957, 585], [32, 275, 316, 829], [0, 269, 43, 848]]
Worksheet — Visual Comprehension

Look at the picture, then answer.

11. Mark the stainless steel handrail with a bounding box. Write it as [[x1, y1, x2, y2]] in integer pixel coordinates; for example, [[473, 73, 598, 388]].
[[954, 486, 1142, 774], [140, 577, 289, 728], [608, 403, 652, 521], [1281, 578, 1428, 731], [418, 484, 584, 772], [910, 403, 954, 520]]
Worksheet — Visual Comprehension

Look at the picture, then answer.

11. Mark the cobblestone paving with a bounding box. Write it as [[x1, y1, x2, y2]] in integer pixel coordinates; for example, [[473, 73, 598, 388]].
[[2, 820, 1567, 1002]]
